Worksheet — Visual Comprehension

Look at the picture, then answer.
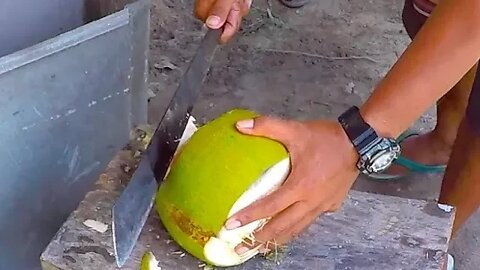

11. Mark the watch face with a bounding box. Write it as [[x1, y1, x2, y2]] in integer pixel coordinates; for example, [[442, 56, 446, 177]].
[[355, 137, 401, 175], [369, 149, 399, 173]]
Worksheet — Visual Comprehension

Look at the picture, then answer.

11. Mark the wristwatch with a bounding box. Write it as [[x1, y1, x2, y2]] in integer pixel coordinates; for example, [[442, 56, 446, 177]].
[[337, 106, 401, 175]]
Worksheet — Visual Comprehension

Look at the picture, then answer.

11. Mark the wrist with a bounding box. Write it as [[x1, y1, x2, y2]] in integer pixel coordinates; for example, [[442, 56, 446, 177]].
[[332, 121, 360, 166], [358, 105, 398, 139], [337, 106, 401, 174]]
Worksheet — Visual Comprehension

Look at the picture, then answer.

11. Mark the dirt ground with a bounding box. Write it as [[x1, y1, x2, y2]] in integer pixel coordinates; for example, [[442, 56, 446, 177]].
[[146, 0, 479, 269]]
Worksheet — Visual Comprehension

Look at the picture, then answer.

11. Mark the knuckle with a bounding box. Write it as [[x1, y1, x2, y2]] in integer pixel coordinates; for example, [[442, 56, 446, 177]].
[[292, 184, 309, 200], [316, 203, 329, 214], [330, 202, 343, 212], [284, 186, 304, 203], [294, 200, 309, 211], [265, 200, 279, 213], [281, 182, 296, 195], [298, 187, 310, 199], [211, 1, 230, 15], [288, 229, 302, 240], [271, 228, 283, 240], [232, 0, 242, 11], [259, 226, 283, 243], [286, 226, 300, 237], [253, 116, 268, 128], [233, 210, 253, 225], [239, 213, 253, 223]]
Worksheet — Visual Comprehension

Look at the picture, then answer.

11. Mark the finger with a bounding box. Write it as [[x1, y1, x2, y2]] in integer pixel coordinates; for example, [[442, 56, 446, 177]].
[[236, 116, 300, 145], [241, 0, 253, 17], [235, 201, 310, 254], [257, 203, 325, 254], [262, 206, 320, 251], [194, 0, 216, 22], [220, 1, 242, 43], [224, 182, 298, 231], [206, 0, 237, 29]]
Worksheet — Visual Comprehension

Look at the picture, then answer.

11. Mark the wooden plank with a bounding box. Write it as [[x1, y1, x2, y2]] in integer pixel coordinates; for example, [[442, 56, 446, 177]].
[[41, 126, 455, 270]]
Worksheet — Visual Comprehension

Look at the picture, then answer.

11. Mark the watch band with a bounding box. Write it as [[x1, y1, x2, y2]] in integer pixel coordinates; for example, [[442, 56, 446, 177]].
[[338, 106, 378, 153]]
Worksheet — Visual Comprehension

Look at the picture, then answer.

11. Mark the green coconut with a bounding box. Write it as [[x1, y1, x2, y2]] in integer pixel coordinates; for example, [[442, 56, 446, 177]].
[[155, 109, 290, 267]]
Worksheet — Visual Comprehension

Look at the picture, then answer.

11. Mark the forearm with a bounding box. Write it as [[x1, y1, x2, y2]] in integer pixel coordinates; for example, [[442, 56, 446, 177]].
[[360, 0, 480, 138]]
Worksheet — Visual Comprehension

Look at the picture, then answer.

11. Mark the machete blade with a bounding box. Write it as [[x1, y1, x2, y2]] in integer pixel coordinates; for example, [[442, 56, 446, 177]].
[[112, 28, 221, 267]]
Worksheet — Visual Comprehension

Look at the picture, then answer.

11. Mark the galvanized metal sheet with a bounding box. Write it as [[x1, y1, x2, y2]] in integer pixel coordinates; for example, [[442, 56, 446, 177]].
[[0, 1, 150, 269], [0, 0, 85, 58]]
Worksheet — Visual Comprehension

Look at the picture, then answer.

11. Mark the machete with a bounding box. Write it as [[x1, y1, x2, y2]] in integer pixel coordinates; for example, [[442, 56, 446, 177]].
[[112, 28, 221, 267]]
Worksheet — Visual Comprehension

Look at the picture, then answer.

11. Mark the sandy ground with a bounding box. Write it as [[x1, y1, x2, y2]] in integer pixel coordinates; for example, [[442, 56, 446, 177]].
[[147, 0, 479, 268]]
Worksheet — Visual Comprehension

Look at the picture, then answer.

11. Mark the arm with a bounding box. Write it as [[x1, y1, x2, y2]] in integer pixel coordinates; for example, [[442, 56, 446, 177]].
[[362, 0, 480, 138], [224, 0, 480, 254]]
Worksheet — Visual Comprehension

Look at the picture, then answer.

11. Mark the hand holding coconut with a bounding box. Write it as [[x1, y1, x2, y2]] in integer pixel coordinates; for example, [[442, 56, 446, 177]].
[[194, 0, 251, 43], [228, 117, 360, 254], [155, 109, 363, 266]]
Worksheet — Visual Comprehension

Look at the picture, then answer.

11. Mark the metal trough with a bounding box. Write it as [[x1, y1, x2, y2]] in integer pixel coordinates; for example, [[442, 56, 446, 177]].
[[0, 1, 150, 269]]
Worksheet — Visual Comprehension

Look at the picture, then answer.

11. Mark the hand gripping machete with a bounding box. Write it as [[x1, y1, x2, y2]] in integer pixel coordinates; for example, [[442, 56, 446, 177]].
[[112, 29, 221, 267]]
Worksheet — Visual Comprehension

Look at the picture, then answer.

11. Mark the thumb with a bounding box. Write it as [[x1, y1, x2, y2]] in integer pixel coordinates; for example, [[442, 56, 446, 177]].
[[236, 116, 297, 143], [205, 0, 236, 29]]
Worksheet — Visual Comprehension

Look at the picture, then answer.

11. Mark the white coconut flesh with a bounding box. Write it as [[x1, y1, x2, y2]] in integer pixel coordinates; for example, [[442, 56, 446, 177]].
[[203, 158, 290, 267], [172, 116, 291, 267]]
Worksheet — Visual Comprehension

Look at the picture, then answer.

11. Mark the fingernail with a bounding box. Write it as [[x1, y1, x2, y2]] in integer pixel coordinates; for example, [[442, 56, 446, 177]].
[[206, 15, 221, 27], [236, 119, 254, 129], [225, 219, 241, 230], [236, 246, 250, 255]]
